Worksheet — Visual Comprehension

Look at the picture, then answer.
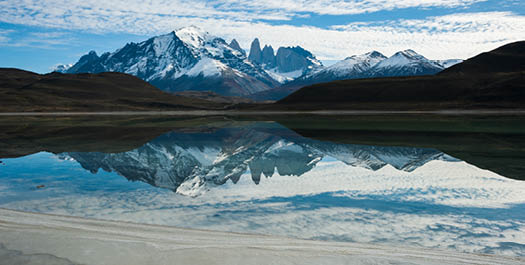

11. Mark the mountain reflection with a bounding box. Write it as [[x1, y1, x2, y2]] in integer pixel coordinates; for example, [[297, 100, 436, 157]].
[[62, 123, 458, 196]]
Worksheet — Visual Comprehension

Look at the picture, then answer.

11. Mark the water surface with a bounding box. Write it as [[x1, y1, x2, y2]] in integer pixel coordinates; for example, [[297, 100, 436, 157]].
[[1, 115, 524, 256]]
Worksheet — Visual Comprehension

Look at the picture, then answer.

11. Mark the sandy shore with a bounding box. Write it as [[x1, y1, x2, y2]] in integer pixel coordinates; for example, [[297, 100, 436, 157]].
[[0, 208, 523, 265]]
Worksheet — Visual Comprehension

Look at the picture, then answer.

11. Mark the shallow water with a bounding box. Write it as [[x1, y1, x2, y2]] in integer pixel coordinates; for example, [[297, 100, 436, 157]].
[[1, 116, 524, 256]]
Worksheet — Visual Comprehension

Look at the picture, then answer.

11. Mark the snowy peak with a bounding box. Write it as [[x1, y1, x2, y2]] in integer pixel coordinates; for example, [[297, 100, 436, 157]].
[[367, 51, 387, 58], [369, 49, 444, 77], [175, 26, 212, 48], [53, 63, 73, 73], [376, 49, 431, 68], [147, 32, 188, 57], [397, 49, 420, 58], [228, 39, 245, 55], [326, 51, 387, 75], [64, 27, 278, 97]]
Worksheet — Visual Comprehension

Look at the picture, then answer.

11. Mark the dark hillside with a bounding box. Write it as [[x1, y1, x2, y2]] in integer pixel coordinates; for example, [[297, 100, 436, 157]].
[[0, 68, 226, 112], [276, 41, 525, 110]]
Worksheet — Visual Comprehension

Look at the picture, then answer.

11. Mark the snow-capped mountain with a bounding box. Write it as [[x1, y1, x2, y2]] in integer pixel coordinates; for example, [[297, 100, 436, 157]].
[[53, 64, 72, 73], [250, 49, 461, 101], [367, 49, 444, 77], [281, 51, 387, 88], [62, 123, 457, 197], [247, 38, 323, 83], [63, 26, 278, 96], [322, 51, 387, 76], [59, 27, 461, 99]]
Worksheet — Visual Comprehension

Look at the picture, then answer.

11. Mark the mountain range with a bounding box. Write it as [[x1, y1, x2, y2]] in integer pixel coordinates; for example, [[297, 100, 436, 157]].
[[276, 41, 525, 110], [250, 50, 462, 100], [57, 26, 460, 100], [2, 40, 523, 112]]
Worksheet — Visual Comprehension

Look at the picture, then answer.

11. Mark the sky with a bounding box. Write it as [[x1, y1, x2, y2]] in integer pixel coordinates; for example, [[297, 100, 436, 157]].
[[0, 0, 524, 73]]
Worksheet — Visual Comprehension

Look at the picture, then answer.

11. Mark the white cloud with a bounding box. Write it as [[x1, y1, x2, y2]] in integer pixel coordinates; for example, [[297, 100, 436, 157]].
[[1, 0, 524, 59], [0, 0, 485, 25], [210, 0, 485, 16], [1, 30, 75, 49], [207, 12, 525, 60]]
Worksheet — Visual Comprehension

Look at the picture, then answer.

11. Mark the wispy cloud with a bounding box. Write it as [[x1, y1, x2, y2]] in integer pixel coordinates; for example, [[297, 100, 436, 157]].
[[0, 30, 75, 49], [1, 1, 524, 59], [210, 0, 486, 16], [0, 0, 486, 28], [210, 12, 525, 60]]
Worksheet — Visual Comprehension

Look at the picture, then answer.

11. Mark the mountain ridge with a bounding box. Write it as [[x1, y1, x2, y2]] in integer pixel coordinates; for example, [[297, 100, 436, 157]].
[[275, 41, 525, 110], [249, 49, 460, 101], [61, 27, 278, 97], [57, 27, 461, 100]]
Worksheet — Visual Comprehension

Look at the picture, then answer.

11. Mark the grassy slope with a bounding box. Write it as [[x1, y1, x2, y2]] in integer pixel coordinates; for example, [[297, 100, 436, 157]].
[[0, 68, 227, 112]]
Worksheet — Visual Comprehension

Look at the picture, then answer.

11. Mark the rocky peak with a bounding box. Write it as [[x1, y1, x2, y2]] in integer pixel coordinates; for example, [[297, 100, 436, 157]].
[[367, 51, 387, 59], [248, 38, 262, 64], [228, 39, 245, 55], [66, 50, 106, 73], [261, 45, 276, 67], [369, 49, 443, 77], [275, 46, 321, 73]]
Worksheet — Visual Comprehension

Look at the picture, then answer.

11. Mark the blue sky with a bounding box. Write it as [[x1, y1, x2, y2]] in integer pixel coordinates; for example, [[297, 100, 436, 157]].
[[1, 0, 524, 73]]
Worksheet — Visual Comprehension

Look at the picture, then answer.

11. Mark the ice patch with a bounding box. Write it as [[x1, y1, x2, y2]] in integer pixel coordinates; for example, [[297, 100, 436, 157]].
[[175, 25, 211, 48], [265, 68, 304, 83], [185, 58, 226, 77]]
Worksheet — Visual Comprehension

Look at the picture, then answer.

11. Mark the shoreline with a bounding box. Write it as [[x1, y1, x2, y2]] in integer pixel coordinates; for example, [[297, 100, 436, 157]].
[[1, 109, 525, 116], [0, 208, 523, 265]]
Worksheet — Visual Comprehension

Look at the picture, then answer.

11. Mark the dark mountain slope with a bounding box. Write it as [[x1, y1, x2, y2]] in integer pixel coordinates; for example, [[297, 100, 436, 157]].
[[0, 68, 226, 112], [276, 41, 525, 110], [440, 41, 525, 75]]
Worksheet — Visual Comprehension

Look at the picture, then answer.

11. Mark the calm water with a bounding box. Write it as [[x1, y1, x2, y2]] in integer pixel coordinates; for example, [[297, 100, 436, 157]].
[[1, 115, 525, 256]]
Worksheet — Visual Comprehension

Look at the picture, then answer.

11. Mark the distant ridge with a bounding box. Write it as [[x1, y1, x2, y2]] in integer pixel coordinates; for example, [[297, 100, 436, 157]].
[[249, 49, 461, 101], [275, 41, 525, 110]]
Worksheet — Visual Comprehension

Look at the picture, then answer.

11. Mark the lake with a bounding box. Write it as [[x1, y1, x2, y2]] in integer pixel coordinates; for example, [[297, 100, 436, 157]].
[[1, 114, 524, 257]]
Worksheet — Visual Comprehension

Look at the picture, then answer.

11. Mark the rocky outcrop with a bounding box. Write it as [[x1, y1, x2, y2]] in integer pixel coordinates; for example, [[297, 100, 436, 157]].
[[275, 46, 319, 73], [228, 39, 245, 56], [248, 38, 262, 64], [261, 45, 276, 68]]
